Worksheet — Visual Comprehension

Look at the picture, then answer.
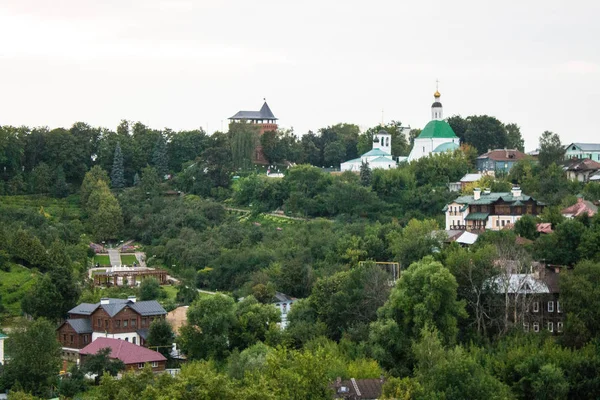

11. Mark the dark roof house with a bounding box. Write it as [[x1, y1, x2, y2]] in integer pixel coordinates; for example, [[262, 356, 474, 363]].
[[68, 298, 166, 318]]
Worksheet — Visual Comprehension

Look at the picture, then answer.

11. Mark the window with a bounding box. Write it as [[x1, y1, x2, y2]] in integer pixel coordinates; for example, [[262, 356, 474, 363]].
[[123, 320, 128, 327], [70, 334, 74, 343], [115, 320, 121, 328], [533, 302, 539, 313], [501, 220, 505, 227], [142, 318, 147, 327], [104, 319, 108, 329], [548, 301, 554, 312], [84, 335, 89, 344], [548, 322, 554, 332], [152, 362, 158, 368], [63, 334, 67, 342], [132, 337, 136, 345], [423, 147, 425, 153], [97, 318, 101, 327], [125, 337, 129, 342], [557, 322, 563, 332], [523, 323, 530, 332], [131, 319, 136, 327], [496, 220, 499, 227], [138, 363, 144, 369], [557, 301, 561, 313], [533, 322, 540, 332]]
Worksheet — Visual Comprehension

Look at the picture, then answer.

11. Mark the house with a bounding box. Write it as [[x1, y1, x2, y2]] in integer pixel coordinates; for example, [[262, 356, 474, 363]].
[[57, 297, 166, 361], [272, 292, 298, 329], [476, 149, 530, 174], [407, 87, 460, 162], [489, 264, 562, 334], [443, 230, 479, 246], [564, 143, 600, 162], [80, 337, 167, 372], [229, 101, 278, 165], [561, 196, 598, 218], [341, 130, 396, 172], [332, 377, 384, 400], [459, 173, 483, 190], [562, 158, 600, 182], [443, 186, 545, 231], [0, 332, 7, 365]]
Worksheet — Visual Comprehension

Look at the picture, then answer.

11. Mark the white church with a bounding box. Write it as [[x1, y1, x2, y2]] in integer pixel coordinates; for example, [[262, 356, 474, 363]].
[[340, 130, 397, 172], [407, 89, 460, 161]]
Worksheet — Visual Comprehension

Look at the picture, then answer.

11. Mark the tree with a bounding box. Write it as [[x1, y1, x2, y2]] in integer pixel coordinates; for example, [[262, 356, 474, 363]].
[[139, 277, 161, 301], [152, 134, 169, 178], [515, 214, 539, 240], [538, 131, 564, 168], [52, 165, 69, 198], [29, 162, 52, 194], [369, 257, 466, 374], [360, 161, 372, 186], [178, 295, 237, 361], [1, 319, 61, 396], [231, 296, 280, 349], [463, 115, 509, 154], [229, 122, 259, 170], [140, 165, 161, 196], [110, 141, 126, 188], [505, 123, 525, 151], [560, 260, 600, 347], [87, 179, 124, 241], [81, 347, 125, 381], [81, 165, 110, 208], [147, 319, 175, 359], [387, 219, 446, 268], [446, 115, 469, 143], [323, 141, 346, 167]]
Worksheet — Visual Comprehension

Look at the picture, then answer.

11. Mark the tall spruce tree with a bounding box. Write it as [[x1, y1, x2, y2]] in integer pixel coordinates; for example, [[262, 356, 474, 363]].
[[152, 135, 169, 178], [110, 141, 126, 189], [360, 161, 372, 186]]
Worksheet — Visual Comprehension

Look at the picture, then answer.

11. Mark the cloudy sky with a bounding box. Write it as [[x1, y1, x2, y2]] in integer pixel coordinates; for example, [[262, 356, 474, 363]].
[[0, 0, 598, 150]]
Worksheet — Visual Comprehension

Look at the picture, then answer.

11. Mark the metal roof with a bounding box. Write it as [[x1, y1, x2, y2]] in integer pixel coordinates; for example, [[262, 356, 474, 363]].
[[68, 299, 166, 317], [130, 301, 167, 316], [565, 143, 600, 152], [490, 274, 550, 294], [465, 212, 490, 221], [66, 319, 93, 334], [80, 337, 166, 364], [417, 120, 458, 139], [370, 156, 395, 163], [229, 102, 277, 120], [361, 148, 391, 157]]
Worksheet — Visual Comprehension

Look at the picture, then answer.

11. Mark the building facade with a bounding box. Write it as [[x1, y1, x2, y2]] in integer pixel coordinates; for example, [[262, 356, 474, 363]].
[[0, 333, 7, 365], [340, 130, 396, 172], [443, 187, 545, 231], [564, 143, 600, 162], [57, 297, 166, 361], [229, 101, 278, 165], [476, 149, 530, 174], [407, 88, 460, 162], [562, 158, 600, 182]]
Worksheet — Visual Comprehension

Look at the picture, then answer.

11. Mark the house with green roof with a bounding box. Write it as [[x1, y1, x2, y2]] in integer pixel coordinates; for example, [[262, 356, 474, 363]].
[[444, 186, 545, 231], [340, 130, 397, 172], [0, 332, 7, 365], [407, 88, 460, 162]]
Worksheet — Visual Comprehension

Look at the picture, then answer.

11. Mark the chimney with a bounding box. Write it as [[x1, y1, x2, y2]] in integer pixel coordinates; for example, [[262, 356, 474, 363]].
[[100, 298, 110, 305], [511, 186, 522, 198], [473, 187, 481, 201], [483, 188, 491, 195], [127, 296, 137, 303]]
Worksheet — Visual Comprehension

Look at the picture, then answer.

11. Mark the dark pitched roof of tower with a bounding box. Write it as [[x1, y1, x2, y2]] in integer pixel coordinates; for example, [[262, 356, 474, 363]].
[[229, 102, 278, 120]]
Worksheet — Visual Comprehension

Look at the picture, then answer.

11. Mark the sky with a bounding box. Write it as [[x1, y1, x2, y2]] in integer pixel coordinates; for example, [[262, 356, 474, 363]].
[[0, 0, 598, 151]]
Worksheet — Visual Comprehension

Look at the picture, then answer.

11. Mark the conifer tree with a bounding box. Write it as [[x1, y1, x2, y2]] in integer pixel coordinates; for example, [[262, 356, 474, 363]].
[[360, 161, 372, 186], [110, 141, 125, 189], [152, 135, 169, 179]]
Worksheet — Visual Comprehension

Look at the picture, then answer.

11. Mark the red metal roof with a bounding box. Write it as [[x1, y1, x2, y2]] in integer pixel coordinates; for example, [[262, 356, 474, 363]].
[[80, 337, 166, 364]]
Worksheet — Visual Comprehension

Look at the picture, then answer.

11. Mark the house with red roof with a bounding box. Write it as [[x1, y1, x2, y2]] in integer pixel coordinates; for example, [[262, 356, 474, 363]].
[[80, 337, 167, 372], [561, 196, 598, 219]]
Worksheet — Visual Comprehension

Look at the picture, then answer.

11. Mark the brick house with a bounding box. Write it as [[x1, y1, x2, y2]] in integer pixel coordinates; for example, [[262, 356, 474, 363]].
[[57, 297, 166, 361], [79, 337, 167, 372]]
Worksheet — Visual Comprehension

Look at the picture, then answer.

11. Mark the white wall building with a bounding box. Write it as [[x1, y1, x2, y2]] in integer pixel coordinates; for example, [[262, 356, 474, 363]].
[[340, 130, 396, 172]]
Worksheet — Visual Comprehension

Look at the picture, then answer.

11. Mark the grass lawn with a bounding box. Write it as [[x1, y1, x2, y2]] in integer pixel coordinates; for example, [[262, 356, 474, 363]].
[[120, 254, 138, 265], [0, 194, 81, 220], [0, 264, 39, 316], [161, 285, 178, 301], [93, 255, 111, 266]]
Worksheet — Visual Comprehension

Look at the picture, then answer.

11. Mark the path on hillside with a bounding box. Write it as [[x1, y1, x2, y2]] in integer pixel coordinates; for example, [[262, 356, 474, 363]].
[[224, 207, 309, 221], [108, 249, 121, 267]]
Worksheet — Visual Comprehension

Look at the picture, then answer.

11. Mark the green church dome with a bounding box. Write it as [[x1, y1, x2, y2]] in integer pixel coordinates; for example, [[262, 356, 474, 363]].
[[417, 120, 458, 139], [433, 142, 460, 152]]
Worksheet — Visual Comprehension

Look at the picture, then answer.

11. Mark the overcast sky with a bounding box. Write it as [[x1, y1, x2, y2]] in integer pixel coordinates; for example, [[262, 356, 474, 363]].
[[1, 0, 598, 151]]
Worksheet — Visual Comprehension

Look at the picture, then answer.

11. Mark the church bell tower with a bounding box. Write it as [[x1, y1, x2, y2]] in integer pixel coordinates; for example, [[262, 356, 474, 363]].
[[431, 82, 443, 121]]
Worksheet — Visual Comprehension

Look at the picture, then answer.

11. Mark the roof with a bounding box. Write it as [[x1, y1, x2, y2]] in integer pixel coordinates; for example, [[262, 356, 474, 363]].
[[370, 156, 395, 163], [565, 143, 600, 152], [361, 148, 391, 157], [562, 158, 600, 172], [137, 329, 149, 340], [537, 223, 553, 234], [69, 299, 166, 318], [561, 198, 598, 217], [433, 142, 460, 152], [449, 191, 543, 206], [465, 212, 489, 221], [490, 274, 550, 294], [0, 333, 7, 339], [80, 337, 166, 364], [335, 378, 383, 400], [272, 292, 296, 303], [65, 319, 93, 334], [460, 173, 483, 183], [455, 231, 479, 245], [229, 102, 277, 120], [477, 149, 529, 162], [417, 120, 458, 139]]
